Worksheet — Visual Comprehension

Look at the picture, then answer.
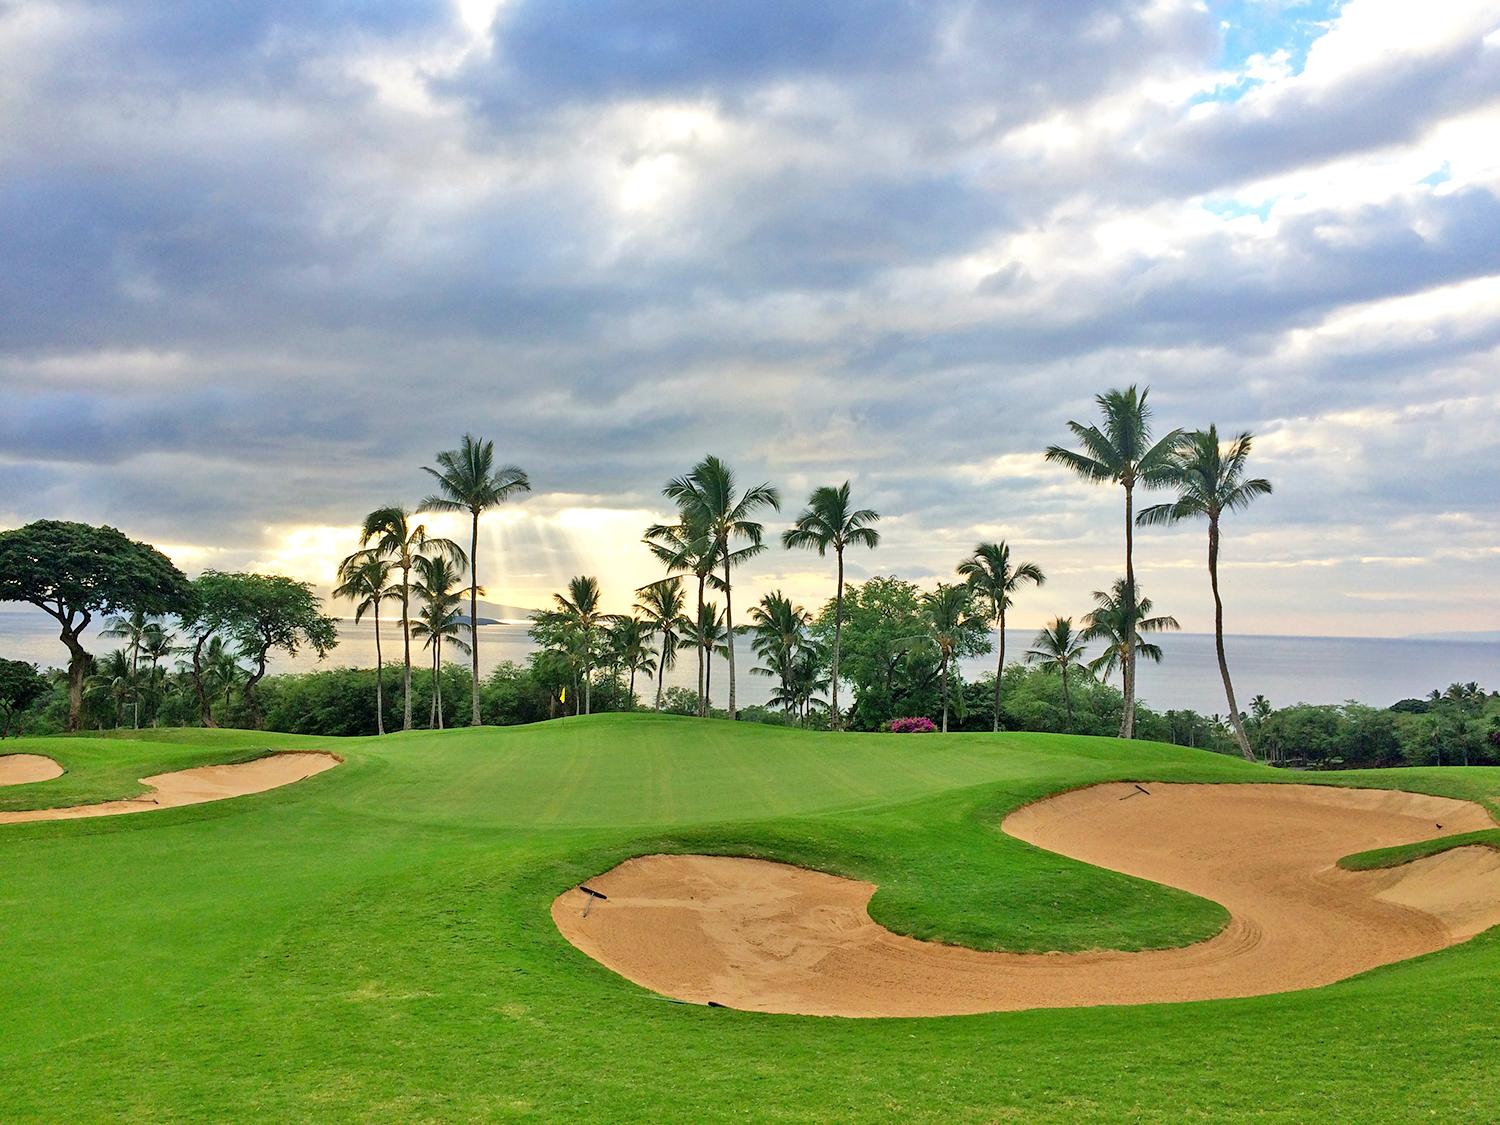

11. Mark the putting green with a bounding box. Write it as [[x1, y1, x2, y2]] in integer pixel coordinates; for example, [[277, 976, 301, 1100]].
[[3, 714, 1499, 1121]]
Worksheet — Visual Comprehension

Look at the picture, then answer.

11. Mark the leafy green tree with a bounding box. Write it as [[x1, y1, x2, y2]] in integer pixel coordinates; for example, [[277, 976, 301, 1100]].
[[1045, 387, 1182, 739], [1139, 426, 1272, 759], [814, 576, 937, 730], [634, 577, 689, 711], [0, 659, 49, 738], [1081, 578, 1179, 683], [957, 541, 1046, 732], [419, 434, 531, 726], [664, 455, 780, 720], [359, 506, 464, 731], [333, 551, 396, 735], [225, 574, 339, 729], [180, 571, 263, 728], [0, 520, 190, 731], [909, 583, 991, 733], [1025, 618, 1090, 730], [782, 482, 880, 729], [642, 515, 721, 715]]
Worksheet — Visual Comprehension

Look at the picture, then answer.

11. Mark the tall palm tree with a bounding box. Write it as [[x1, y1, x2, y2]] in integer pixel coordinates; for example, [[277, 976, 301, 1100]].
[[420, 435, 531, 727], [607, 616, 657, 708], [1138, 426, 1272, 760], [359, 506, 465, 731], [782, 482, 879, 730], [786, 641, 830, 726], [1045, 385, 1183, 739], [957, 541, 1046, 732], [914, 583, 989, 733], [549, 576, 617, 716], [664, 455, 780, 720], [1025, 618, 1090, 730], [86, 649, 135, 728], [634, 577, 689, 711], [1082, 578, 1180, 684], [643, 515, 721, 716], [334, 550, 395, 735], [412, 554, 471, 730], [101, 608, 153, 729], [747, 591, 812, 718]]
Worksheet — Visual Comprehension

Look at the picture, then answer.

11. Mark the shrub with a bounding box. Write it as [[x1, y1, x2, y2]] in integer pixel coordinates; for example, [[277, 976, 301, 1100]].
[[889, 716, 936, 733]]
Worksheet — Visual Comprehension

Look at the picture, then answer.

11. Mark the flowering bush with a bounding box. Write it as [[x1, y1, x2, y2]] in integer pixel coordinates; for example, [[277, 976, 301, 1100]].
[[889, 716, 937, 734]]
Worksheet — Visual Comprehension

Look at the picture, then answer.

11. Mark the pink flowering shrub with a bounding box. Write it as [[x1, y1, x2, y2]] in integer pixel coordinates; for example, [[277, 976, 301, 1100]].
[[889, 716, 937, 734]]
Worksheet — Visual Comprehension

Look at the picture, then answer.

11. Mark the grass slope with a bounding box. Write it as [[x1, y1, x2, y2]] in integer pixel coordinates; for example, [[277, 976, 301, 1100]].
[[2, 714, 1498, 1122]]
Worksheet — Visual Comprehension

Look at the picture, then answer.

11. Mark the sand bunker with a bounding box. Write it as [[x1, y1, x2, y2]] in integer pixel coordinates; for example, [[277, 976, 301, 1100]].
[[0, 754, 64, 786], [552, 783, 1500, 1017], [0, 751, 340, 825]]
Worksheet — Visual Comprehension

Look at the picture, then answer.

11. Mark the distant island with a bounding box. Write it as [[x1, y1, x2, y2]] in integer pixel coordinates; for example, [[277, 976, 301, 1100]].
[[1405, 631, 1500, 644]]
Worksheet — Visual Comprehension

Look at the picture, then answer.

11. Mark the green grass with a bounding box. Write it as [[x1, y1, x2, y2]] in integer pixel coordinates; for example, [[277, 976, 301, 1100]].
[[2, 714, 1498, 1121]]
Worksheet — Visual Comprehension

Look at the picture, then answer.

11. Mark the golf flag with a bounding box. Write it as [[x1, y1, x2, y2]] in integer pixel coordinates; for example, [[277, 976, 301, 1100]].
[[560, 687, 567, 704]]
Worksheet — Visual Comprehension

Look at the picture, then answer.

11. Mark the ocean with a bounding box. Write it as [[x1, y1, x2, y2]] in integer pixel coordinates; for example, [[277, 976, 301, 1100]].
[[3, 606, 1496, 715]]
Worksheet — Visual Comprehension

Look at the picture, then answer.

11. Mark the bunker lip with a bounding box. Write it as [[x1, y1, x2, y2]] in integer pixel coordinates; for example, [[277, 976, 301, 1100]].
[[0, 751, 341, 824], [552, 782, 1500, 1018], [0, 754, 65, 786]]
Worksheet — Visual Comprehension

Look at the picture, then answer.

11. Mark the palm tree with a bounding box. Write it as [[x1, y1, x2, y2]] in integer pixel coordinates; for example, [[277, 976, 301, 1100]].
[[643, 515, 721, 716], [1082, 578, 1180, 683], [782, 482, 879, 730], [747, 591, 812, 718], [359, 507, 465, 731], [420, 435, 531, 727], [411, 554, 471, 730], [634, 577, 689, 711], [203, 637, 248, 715], [139, 622, 177, 726], [548, 576, 617, 715], [1138, 426, 1272, 760], [334, 550, 395, 735], [664, 455, 780, 721], [1025, 618, 1090, 730], [607, 616, 657, 708], [1045, 385, 1183, 739], [957, 541, 1046, 732], [680, 600, 731, 712], [86, 649, 135, 728], [914, 583, 990, 733], [786, 641, 830, 726], [100, 609, 153, 729]]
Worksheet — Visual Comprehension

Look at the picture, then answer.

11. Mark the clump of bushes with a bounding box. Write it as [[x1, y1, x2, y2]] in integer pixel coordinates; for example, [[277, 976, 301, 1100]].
[[888, 716, 936, 733]]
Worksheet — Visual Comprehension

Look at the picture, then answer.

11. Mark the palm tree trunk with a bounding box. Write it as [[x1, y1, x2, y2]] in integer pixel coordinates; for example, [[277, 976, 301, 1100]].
[[373, 601, 386, 736], [628, 665, 637, 708], [192, 633, 216, 729], [430, 645, 438, 729], [723, 556, 738, 721], [470, 510, 482, 727], [401, 567, 413, 731], [705, 645, 712, 712], [695, 574, 706, 717], [832, 547, 844, 731], [1062, 664, 1073, 729], [941, 653, 951, 733], [993, 609, 1005, 733], [1121, 482, 1137, 739], [1209, 518, 1254, 760], [655, 634, 667, 710]]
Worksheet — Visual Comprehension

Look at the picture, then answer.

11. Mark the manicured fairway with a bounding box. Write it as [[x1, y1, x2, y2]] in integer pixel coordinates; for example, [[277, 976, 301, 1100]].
[[2, 715, 1498, 1121]]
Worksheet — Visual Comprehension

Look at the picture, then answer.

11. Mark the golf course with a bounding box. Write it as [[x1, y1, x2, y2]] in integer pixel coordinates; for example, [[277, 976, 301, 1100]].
[[4, 716, 1500, 1121]]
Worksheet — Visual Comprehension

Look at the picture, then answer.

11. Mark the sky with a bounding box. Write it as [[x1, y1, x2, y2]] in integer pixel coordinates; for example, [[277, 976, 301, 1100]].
[[2, 0, 1498, 637]]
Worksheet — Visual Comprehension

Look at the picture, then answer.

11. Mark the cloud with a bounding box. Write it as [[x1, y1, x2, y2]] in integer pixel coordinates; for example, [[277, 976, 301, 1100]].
[[2, 0, 1498, 637]]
